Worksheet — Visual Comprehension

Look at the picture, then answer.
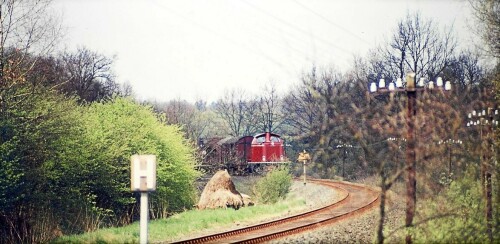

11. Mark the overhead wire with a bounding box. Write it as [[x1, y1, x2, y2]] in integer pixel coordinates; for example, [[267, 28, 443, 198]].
[[240, 0, 354, 56], [230, 2, 339, 65], [220, 7, 318, 66], [303, 134, 437, 156], [148, 0, 370, 82], [148, 0, 362, 88], [233, 0, 359, 68], [296, 138, 385, 153], [148, 0, 297, 76], [291, 0, 371, 46]]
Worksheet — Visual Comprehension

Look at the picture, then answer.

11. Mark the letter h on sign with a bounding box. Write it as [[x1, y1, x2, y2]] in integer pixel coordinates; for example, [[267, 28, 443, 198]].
[[131, 155, 157, 192]]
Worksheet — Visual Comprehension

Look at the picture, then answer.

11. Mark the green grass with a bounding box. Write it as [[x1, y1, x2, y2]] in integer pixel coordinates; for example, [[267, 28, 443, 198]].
[[52, 186, 307, 243]]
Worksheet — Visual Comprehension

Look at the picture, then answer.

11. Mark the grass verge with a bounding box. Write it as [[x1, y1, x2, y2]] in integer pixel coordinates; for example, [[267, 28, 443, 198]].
[[52, 184, 309, 243]]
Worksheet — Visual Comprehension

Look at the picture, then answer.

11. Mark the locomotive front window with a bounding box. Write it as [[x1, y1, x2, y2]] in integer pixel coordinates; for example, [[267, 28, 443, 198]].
[[270, 136, 280, 142], [256, 136, 265, 143]]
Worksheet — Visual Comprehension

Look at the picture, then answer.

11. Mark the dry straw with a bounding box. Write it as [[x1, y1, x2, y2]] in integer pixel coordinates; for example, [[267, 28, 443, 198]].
[[197, 170, 247, 210]]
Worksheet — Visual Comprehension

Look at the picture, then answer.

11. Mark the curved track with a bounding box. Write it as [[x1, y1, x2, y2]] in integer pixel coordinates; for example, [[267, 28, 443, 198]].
[[172, 180, 380, 244]]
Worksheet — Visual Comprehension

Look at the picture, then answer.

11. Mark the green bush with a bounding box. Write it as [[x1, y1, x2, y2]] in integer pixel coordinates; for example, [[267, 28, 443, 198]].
[[254, 166, 292, 204], [412, 165, 492, 243], [78, 98, 201, 222]]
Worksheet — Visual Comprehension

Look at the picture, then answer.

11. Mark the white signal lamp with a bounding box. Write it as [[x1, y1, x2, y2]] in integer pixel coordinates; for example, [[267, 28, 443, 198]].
[[396, 78, 403, 88], [379, 78, 385, 88]]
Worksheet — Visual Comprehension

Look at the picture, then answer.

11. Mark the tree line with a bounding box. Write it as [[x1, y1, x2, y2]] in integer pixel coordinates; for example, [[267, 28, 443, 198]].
[[0, 1, 199, 242]]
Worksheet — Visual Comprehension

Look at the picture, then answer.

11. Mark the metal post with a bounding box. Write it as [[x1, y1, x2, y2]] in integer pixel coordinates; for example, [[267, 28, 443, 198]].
[[342, 149, 346, 179], [140, 192, 148, 244], [480, 124, 485, 197], [485, 110, 493, 242], [303, 160, 306, 185], [448, 143, 451, 177], [297, 151, 310, 186], [405, 88, 417, 244], [485, 169, 492, 242], [131, 155, 156, 244]]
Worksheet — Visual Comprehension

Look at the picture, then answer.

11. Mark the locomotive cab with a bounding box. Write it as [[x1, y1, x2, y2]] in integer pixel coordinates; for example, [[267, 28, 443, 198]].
[[248, 132, 286, 163]]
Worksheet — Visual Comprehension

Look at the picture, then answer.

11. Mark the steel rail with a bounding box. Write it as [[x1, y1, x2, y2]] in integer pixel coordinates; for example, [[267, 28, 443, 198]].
[[172, 179, 379, 244]]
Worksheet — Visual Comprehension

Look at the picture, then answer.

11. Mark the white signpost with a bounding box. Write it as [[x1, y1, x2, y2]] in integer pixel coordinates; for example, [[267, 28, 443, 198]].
[[131, 155, 157, 244]]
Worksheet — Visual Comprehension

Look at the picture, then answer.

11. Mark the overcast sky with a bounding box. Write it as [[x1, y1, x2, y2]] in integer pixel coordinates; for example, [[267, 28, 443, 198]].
[[52, 0, 474, 103]]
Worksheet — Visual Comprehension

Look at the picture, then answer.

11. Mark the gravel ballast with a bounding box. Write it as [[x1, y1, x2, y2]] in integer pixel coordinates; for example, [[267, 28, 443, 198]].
[[198, 176, 405, 243], [272, 182, 405, 243]]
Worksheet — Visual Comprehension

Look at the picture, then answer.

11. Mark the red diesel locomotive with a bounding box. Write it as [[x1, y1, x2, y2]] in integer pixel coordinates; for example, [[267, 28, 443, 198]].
[[200, 132, 288, 174]]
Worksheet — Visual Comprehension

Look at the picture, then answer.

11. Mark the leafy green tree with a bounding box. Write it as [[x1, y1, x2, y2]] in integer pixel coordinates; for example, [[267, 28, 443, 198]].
[[0, 86, 83, 243], [80, 98, 200, 221]]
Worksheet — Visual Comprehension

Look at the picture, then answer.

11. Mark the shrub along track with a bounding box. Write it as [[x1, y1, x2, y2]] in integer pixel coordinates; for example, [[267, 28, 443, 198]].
[[171, 179, 380, 244]]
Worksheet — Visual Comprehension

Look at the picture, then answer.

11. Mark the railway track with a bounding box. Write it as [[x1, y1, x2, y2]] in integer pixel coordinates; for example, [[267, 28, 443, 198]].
[[172, 179, 380, 244]]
